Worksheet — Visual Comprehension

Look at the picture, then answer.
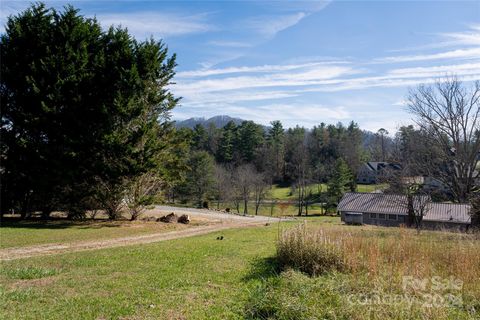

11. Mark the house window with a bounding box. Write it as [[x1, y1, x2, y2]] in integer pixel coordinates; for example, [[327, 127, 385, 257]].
[[388, 214, 397, 221], [398, 216, 406, 223], [378, 214, 386, 220], [369, 213, 376, 219]]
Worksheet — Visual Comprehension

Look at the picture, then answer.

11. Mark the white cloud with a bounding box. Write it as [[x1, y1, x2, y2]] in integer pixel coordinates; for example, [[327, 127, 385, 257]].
[[440, 24, 480, 47], [176, 61, 349, 78], [174, 65, 357, 96], [298, 62, 480, 92], [0, 3, 214, 38], [174, 58, 480, 109], [96, 12, 214, 38], [247, 12, 308, 38], [388, 24, 480, 53], [208, 40, 252, 48], [387, 62, 480, 78], [375, 47, 480, 63], [177, 90, 299, 105]]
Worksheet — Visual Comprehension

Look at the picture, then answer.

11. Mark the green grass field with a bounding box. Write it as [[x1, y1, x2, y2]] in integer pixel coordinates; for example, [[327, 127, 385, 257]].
[[269, 183, 386, 200], [1, 216, 478, 319], [0, 219, 195, 249], [0, 221, 295, 319]]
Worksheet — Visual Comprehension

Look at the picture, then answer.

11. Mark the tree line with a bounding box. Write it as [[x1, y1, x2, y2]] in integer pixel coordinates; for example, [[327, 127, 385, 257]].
[[170, 120, 372, 214]]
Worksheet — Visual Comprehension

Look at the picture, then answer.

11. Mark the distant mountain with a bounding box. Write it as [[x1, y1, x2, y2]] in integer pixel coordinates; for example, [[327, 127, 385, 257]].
[[175, 115, 246, 129]]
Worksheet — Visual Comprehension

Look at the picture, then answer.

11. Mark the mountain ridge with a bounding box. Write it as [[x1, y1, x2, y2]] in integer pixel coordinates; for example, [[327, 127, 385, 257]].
[[175, 115, 246, 129]]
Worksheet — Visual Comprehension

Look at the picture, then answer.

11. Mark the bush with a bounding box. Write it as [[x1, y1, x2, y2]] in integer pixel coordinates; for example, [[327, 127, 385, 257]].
[[276, 223, 345, 276]]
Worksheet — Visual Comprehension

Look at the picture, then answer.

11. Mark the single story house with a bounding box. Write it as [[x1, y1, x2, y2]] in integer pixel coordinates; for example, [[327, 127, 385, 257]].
[[356, 162, 402, 184], [338, 192, 471, 231]]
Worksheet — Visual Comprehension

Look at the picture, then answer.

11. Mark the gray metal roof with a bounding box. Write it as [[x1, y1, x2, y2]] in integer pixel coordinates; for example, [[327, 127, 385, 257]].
[[365, 162, 402, 172], [338, 192, 471, 224], [423, 203, 471, 224], [339, 192, 412, 215]]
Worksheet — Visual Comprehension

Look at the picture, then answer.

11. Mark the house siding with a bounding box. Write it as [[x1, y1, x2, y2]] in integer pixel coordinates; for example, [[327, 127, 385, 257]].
[[341, 212, 363, 225], [362, 213, 407, 227], [421, 220, 470, 232]]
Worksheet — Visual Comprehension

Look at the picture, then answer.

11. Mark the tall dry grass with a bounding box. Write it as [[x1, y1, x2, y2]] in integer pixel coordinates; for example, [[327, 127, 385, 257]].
[[277, 223, 480, 286]]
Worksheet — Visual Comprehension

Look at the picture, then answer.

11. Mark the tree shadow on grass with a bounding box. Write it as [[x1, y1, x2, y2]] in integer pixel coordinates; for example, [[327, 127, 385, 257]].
[[242, 256, 281, 282], [0, 216, 125, 230]]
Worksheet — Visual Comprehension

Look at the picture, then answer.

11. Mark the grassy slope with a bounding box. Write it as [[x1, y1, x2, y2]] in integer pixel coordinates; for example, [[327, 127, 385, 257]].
[[0, 220, 197, 249], [0, 221, 293, 319], [1, 218, 477, 319]]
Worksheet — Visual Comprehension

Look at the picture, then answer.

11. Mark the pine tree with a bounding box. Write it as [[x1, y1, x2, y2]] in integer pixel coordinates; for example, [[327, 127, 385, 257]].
[[327, 158, 353, 209], [216, 121, 236, 163], [267, 120, 285, 180]]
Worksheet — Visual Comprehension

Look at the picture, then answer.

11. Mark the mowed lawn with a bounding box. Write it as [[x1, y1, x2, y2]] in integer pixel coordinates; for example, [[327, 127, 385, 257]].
[[0, 219, 201, 249]]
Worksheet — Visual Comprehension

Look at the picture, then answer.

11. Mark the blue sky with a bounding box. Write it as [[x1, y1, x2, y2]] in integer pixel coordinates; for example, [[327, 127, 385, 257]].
[[2, 1, 480, 132]]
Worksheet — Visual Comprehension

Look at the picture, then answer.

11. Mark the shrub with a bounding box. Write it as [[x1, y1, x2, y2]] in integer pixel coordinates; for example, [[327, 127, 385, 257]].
[[277, 223, 345, 276]]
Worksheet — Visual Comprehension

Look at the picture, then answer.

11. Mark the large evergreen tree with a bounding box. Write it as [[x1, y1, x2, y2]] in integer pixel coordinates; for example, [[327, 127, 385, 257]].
[[267, 120, 285, 180], [216, 121, 237, 163], [326, 158, 354, 209], [0, 3, 178, 218], [235, 121, 264, 163]]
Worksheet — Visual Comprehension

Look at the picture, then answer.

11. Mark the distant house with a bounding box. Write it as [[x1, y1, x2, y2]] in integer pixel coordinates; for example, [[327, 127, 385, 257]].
[[422, 176, 451, 194], [338, 192, 471, 231], [356, 162, 402, 184]]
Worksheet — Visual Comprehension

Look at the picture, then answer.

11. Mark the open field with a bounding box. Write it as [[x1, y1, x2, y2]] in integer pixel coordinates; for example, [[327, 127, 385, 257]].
[[1, 216, 479, 319], [269, 183, 387, 200]]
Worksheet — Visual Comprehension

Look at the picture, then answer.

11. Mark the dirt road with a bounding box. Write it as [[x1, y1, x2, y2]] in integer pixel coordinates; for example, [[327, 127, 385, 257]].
[[0, 208, 284, 261]]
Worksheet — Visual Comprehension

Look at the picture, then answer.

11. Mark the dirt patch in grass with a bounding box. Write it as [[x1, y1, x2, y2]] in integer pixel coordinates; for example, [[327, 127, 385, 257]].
[[10, 276, 58, 290]]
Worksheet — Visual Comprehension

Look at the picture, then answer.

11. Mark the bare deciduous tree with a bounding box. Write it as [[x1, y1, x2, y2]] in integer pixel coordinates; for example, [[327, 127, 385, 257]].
[[407, 77, 480, 202], [381, 166, 432, 230], [93, 178, 125, 220], [233, 164, 256, 215], [287, 131, 310, 216], [213, 164, 235, 209], [124, 172, 162, 221], [253, 173, 270, 215]]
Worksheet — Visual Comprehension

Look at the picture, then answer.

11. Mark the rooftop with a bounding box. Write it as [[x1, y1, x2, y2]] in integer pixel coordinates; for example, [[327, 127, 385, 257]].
[[338, 192, 471, 224]]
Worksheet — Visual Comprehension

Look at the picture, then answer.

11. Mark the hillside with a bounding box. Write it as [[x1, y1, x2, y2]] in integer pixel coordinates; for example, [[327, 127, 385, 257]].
[[175, 115, 245, 129]]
